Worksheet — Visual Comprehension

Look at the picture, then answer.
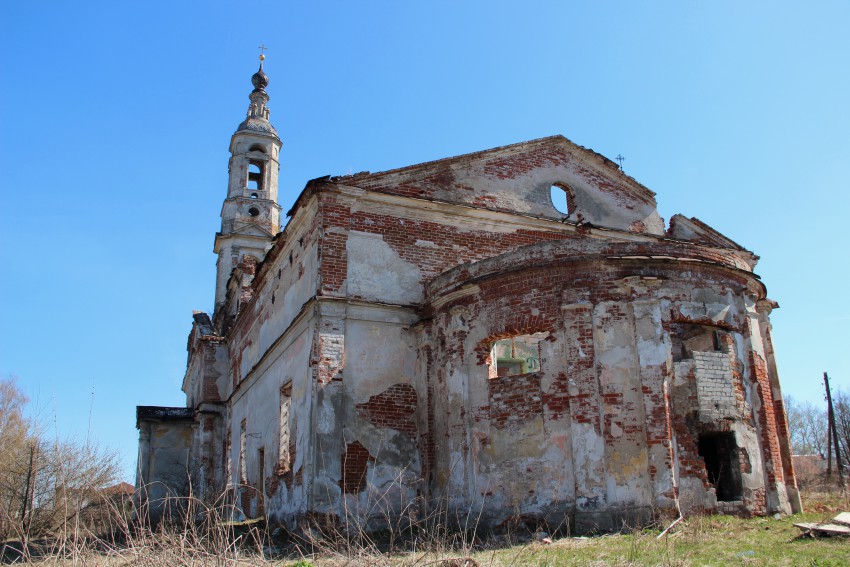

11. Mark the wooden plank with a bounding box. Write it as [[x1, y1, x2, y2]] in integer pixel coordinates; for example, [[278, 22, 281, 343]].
[[794, 522, 850, 536], [832, 512, 850, 526]]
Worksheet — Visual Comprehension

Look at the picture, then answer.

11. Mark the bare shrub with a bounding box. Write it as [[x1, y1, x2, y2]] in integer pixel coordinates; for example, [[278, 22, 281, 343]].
[[784, 394, 827, 457], [0, 375, 125, 563]]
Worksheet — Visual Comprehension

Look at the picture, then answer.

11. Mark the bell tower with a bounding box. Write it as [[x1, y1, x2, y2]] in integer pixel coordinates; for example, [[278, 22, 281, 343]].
[[213, 54, 283, 310]]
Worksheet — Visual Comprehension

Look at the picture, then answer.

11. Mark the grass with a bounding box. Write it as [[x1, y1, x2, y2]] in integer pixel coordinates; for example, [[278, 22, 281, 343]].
[[294, 509, 850, 567], [291, 489, 850, 566], [11, 490, 850, 566], [471, 513, 850, 566]]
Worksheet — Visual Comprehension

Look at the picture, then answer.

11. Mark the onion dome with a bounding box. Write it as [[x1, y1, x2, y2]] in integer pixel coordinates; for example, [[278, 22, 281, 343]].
[[251, 60, 269, 93], [236, 54, 278, 137]]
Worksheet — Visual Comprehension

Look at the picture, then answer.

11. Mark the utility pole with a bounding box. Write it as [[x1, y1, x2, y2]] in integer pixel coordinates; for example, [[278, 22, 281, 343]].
[[827, 412, 833, 479], [824, 372, 844, 486]]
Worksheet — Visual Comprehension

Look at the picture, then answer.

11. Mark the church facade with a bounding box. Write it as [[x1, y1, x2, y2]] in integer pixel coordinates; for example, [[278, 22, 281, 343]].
[[136, 60, 801, 533]]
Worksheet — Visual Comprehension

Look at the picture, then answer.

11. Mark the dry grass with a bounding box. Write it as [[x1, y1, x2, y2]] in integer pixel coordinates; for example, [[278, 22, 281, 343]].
[[5, 488, 850, 566]]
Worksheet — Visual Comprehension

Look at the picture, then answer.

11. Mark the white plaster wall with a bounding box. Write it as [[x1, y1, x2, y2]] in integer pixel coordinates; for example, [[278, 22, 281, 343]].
[[345, 316, 417, 400], [258, 237, 319, 356], [235, 213, 319, 381], [345, 231, 423, 306], [631, 299, 678, 511], [341, 309, 421, 525], [425, 271, 789, 527], [592, 301, 652, 508], [228, 321, 315, 521], [140, 420, 193, 506], [358, 138, 665, 235], [425, 303, 585, 526], [213, 343, 230, 400], [183, 352, 203, 407]]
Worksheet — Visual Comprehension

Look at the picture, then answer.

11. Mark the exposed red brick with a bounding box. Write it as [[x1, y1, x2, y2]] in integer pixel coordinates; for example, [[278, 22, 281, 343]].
[[487, 372, 543, 428], [355, 384, 418, 439], [340, 441, 374, 494]]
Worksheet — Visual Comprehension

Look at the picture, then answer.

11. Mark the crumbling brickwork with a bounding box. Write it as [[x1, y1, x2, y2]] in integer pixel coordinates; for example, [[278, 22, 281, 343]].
[[341, 441, 374, 494], [355, 384, 418, 439], [487, 372, 543, 429], [136, 62, 800, 535]]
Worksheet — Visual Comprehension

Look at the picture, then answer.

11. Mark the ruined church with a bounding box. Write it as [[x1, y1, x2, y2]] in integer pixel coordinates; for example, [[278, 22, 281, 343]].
[[136, 58, 801, 533]]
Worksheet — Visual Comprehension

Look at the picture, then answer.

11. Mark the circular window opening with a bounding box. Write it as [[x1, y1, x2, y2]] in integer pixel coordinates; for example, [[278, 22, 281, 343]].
[[550, 184, 576, 216], [250, 193, 258, 199], [248, 207, 260, 217]]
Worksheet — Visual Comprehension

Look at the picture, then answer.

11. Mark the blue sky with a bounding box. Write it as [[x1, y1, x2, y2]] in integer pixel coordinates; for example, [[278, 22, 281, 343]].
[[2, 1, 848, 481]]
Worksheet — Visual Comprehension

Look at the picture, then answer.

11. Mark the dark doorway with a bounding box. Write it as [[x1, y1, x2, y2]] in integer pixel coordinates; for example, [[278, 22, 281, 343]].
[[698, 432, 743, 501]]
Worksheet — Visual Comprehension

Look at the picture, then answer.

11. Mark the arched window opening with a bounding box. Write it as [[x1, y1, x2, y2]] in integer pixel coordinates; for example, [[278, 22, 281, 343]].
[[489, 332, 548, 378], [249, 144, 266, 154], [247, 162, 263, 191], [550, 184, 576, 217], [248, 207, 260, 217], [250, 193, 258, 199]]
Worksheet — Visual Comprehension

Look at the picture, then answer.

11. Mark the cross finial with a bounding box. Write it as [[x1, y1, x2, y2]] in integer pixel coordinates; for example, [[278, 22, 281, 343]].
[[258, 44, 268, 61], [615, 154, 625, 171]]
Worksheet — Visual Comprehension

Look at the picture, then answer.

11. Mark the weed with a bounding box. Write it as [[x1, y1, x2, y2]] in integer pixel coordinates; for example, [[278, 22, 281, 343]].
[[6, 485, 850, 565]]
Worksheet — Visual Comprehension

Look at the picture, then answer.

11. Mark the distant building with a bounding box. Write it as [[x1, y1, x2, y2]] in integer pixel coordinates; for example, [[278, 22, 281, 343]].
[[136, 58, 801, 533]]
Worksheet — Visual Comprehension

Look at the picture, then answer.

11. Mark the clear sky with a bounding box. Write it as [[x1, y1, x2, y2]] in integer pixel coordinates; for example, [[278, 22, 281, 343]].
[[1, 1, 848, 481]]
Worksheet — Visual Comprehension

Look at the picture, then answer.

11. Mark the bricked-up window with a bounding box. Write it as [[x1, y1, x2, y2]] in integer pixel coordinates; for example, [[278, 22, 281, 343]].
[[247, 162, 263, 191], [671, 323, 728, 362], [257, 447, 265, 484], [341, 441, 374, 494], [550, 183, 576, 217], [225, 431, 232, 484], [239, 419, 247, 484], [278, 384, 292, 474], [255, 446, 266, 518], [490, 332, 548, 378]]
